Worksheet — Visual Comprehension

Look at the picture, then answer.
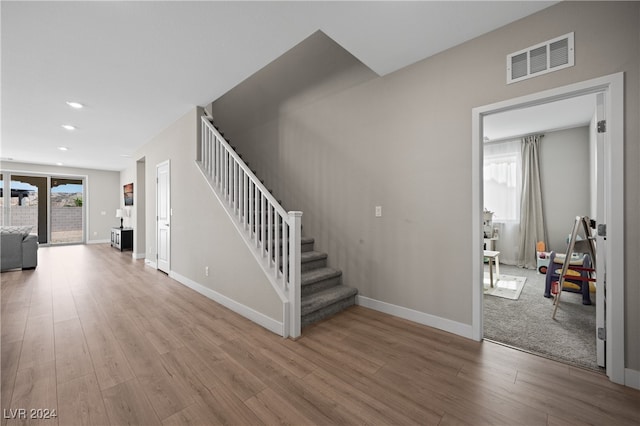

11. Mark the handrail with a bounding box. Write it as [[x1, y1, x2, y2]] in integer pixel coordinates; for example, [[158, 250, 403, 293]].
[[197, 115, 302, 338]]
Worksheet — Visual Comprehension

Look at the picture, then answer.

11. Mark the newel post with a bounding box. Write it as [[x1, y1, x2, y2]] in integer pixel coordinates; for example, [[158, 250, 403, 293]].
[[288, 211, 303, 338]]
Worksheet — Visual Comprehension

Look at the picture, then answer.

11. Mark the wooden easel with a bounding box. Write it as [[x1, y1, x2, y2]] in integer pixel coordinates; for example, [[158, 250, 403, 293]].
[[551, 216, 597, 319]]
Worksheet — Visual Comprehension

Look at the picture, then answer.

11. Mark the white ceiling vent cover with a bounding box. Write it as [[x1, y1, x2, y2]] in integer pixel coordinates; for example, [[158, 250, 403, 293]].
[[507, 32, 574, 84]]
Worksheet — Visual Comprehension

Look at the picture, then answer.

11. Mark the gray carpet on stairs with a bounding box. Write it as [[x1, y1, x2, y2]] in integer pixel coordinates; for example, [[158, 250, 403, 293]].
[[299, 240, 357, 328], [301, 285, 357, 327], [483, 264, 601, 371]]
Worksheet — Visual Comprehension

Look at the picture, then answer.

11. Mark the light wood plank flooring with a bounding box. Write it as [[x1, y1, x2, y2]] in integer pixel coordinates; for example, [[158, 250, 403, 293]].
[[2, 244, 639, 425]]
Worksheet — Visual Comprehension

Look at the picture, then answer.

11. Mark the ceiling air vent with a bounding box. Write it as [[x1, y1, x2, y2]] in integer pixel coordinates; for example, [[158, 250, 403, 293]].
[[507, 32, 574, 84]]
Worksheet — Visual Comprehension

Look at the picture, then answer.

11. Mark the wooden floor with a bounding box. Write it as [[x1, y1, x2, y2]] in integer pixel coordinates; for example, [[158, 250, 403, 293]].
[[2, 245, 639, 426]]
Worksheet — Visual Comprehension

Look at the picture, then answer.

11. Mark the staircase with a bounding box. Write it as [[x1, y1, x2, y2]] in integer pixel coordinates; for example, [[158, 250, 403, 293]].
[[299, 237, 357, 328], [197, 113, 356, 335]]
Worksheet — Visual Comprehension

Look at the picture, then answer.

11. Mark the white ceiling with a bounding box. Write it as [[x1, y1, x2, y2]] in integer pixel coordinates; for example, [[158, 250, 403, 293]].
[[483, 93, 597, 142], [1, 1, 557, 171]]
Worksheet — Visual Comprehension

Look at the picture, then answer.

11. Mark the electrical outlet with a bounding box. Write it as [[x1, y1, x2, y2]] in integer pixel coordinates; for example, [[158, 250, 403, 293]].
[[205, 266, 209, 277], [375, 206, 382, 217], [93, 231, 97, 236]]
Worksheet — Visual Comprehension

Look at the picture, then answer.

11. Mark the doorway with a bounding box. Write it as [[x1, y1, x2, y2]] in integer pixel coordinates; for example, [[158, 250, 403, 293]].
[[481, 96, 600, 369], [471, 73, 625, 384]]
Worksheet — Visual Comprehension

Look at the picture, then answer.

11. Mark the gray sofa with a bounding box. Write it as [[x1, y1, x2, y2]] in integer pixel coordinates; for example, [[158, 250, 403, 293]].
[[1, 226, 38, 271]]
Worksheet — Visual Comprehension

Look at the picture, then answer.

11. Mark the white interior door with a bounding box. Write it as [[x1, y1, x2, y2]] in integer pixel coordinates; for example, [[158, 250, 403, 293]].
[[595, 93, 606, 368], [156, 161, 170, 273]]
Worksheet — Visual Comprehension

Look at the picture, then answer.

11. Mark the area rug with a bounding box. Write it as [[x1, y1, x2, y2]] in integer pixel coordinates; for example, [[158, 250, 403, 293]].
[[484, 274, 526, 300], [483, 264, 600, 371]]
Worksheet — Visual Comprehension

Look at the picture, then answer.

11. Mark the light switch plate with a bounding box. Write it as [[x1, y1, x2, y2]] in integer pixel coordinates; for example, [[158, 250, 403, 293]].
[[375, 206, 382, 217]]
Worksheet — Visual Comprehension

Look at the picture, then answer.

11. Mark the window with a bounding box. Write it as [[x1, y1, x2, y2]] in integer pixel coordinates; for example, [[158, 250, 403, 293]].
[[483, 139, 521, 222]]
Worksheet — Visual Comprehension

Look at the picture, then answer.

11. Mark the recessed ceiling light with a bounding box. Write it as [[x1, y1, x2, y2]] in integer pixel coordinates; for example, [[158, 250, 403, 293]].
[[61, 124, 76, 131], [56, 162, 64, 166], [120, 154, 131, 158], [58, 146, 69, 151], [66, 101, 84, 109]]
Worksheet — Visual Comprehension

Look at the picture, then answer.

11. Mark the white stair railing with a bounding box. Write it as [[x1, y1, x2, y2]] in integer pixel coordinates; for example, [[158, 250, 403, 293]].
[[196, 114, 302, 338]]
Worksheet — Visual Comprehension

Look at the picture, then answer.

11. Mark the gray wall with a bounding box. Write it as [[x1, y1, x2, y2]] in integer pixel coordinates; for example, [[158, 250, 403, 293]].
[[540, 126, 591, 253], [126, 108, 282, 322], [210, 2, 640, 370], [0, 161, 120, 242]]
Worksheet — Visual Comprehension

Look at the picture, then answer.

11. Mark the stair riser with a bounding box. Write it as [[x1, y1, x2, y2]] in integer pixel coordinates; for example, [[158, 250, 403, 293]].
[[302, 275, 342, 296], [301, 295, 356, 328], [302, 258, 327, 272]]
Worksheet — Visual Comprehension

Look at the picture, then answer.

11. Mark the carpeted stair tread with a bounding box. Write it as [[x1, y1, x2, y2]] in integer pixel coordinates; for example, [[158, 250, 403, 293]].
[[301, 250, 328, 272], [301, 285, 358, 317], [301, 251, 327, 263], [302, 267, 341, 286], [301, 236, 314, 244], [301, 237, 314, 252], [301, 267, 343, 296]]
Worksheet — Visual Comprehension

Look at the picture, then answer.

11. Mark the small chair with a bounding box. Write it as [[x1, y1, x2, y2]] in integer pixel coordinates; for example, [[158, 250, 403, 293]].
[[543, 251, 593, 305]]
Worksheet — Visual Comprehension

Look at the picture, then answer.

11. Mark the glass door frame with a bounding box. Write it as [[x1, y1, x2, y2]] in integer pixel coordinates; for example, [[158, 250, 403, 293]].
[[49, 174, 87, 245], [0, 169, 87, 246]]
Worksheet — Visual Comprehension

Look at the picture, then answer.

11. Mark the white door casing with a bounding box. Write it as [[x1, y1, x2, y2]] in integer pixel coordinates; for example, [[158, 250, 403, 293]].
[[472, 73, 625, 385], [595, 92, 606, 367], [156, 160, 170, 273]]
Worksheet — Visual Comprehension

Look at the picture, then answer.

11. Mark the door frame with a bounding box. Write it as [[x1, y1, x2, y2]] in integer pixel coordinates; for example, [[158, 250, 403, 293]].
[[156, 160, 171, 273], [471, 73, 625, 384], [49, 174, 87, 245], [595, 92, 606, 367], [0, 169, 87, 245]]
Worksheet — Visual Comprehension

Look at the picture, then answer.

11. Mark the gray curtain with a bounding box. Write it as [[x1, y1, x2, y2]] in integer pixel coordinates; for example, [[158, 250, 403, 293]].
[[518, 135, 547, 268]]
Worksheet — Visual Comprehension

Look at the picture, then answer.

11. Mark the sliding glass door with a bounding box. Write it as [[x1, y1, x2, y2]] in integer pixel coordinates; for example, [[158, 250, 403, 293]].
[[50, 177, 84, 244], [0, 172, 85, 245], [10, 175, 48, 244]]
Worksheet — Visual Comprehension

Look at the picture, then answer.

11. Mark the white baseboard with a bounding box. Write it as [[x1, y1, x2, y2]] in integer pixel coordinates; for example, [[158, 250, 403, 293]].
[[144, 259, 157, 269], [86, 239, 110, 245], [170, 271, 284, 337], [132, 252, 145, 260], [625, 368, 640, 390], [356, 295, 474, 339]]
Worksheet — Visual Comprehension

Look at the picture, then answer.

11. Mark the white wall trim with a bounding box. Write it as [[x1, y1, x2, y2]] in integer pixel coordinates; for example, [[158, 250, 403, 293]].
[[132, 252, 146, 260], [170, 271, 284, 337], [144, 259, 157, 269], [624, 369, 640, 391], [86, 239, 110, 245], [356, 295, 474, 339]]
